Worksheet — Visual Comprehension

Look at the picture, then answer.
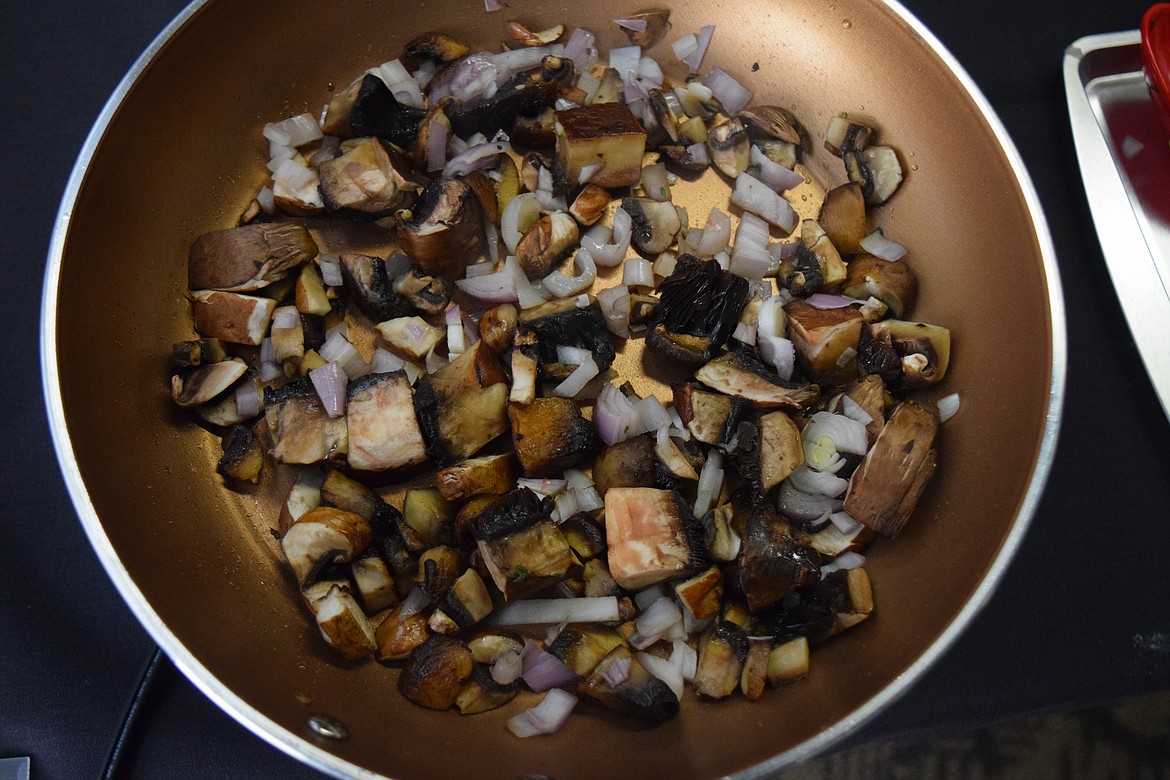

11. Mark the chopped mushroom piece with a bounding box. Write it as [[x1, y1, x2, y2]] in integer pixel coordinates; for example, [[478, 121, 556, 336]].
[[479, 304, 519, 354], [843, 255, 918, 319], [430, 569, 494, 632], [393, 268, 453, 315], [740, 639, 771, 701], [569, 184, 611, 226], [843, 374, 888, 440], [398, 635, 475, 710], [396, 177, 485, 279], [216, 424, 263, 483], [621, 9, 672, 47], [375, 316, 445, 361], [816, 568, 875, 638], [784, 299, 864, 385], [693, 620, 748, 699], [351, 550, 399, 613], [648, 255, 749, 369], [340, 253, 413, 322], [476, 518, 576, 600], [188, 223, 317, 293], [281, 505, 372, 587], [516, 212, 580, 279], [730, 495, 820, 612], [592, 434, 657, 496], [694, 349, 820, 411], [547, 624, 628, 677], [604, 487, 702, 591], [435, 453, 519, 501], [581, 645, 679, 721], [412, 341, 510, 465], [402, 32, 471, 68], [622, 197, 682, 256], [265, 379, 349, 464], [673, 383, 744, 446], [191, 290, 275, 346], [707, 118, 751, 178], [295, 263, 332, 316], [171, 359, 247, 407], [674, 566, 724, 621], [509, 328, 539, 405], [456, 664, 520, 714], [509, 397, 597, 477], [345, 371, 427, 471], [375, 602, 431, 661], [312, 584, 377, 661], [756, 410, 805, 493], [520, 298, 615, 377], [843, 400, 939, 537], [555, 102, 647, 188], [318, 137, 426, 218], [869, 320, 951, 389], [818, 182, 867, 254], [845, 145, 903, 205], [766, 636, 809, 685], [800, 220, 848, 288], [824, 115, 875, 157], [320, 467, 383, 521]]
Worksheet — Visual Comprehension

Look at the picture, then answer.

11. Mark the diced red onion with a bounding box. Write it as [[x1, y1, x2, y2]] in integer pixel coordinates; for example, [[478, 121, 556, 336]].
[[501, 193, 542, 253], [425, 118, 448, 172], [318, 255, 343, 286], [635, 395, 672, 433], [750, 145, 804, 191], [574, 485, 603, 512], [704, 65, 750, 114], [594, 382, 640, 444], [601, 655, 632, 687], [694, 449, 723, 517], [507, 689, 578, 738], [493, 45, 563, 83], [483, 0, 504, 11], [630, 597, 682, 650], [614, 17, 648, 32], [771, 240, 799, 260], [412, 59, 437, 89], [821, 552, 866, 575], [272, 157, 315, 190], [806, 293, 861, 309], [265, 113, 324, 147], [777, 481, 837, 523], [637, 55, 664, 89], [564, 469, 593, 491], [859, 228, 907, 261], [371, 347, 406, 374], [506, 256, 548, 309], [491, 648, 524, 685], [758, 334, 796, 380], [553, 489, 579, 522], [637, 651, 683, 700], [256, 186, 275, 215], [553, 355, 599, 398], [556, 345, 592, 366], [444, 140, 509, 178], [609, 45, 642, 85], [841, 395, 874, 426], [374, 59, 426, 109], [318, 330, 368, 379], [544, 247, 597, 299], [937, 392, 960, 423], [309, 361, 348, 418], [564, 27, 598, 73], [425, 347, 447, 374], [805, 411, 869, 456], [272, 310, 299, 330], [455, 264, 518, 303], [596, 284, 631, 338], [730, 212, 774, 281], [466, 260, 497, 279], [683, 25, 715, 70], [829, 511, 863, 535], [732, 172, 798, 233], [520, 640, 580, 692], [622, 82, 646, 103], [487, 596, 620, 626], [234, 380, 261, 419], [428, 52, 497, 103], [788, 464, 848, 498], [695, 209, 731, 256], [259, 361, 283, 383], [672, 34, 698, 64], [684, 142, 710, 167]]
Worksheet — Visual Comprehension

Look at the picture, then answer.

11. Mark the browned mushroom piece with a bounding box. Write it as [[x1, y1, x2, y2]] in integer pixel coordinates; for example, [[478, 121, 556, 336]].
[[845, 145, 904, 205], [295, 263, 332, 317], [319, 467, 382, 520], [429, 569, 494, 634], [375, 316, 444, 361], [351, 549, 399, 614], [478, 304, 519, 355], [622, 197, 681, 255], [311, 584, 378, 661], [818, 182, 868, 254], [318, 137, 427, 218], [843, 400, 939, 537], [592, 434, 657, 496], [655, 432, 701, 481], [188, 223, 318, 293], [403, 488, 455, 549], [817, 568, 875, 638], [647, 90, 682, 142], [740, 639, 771, 701], [321, 77, 364, 136], [345, 371, 428, 471], [766, 636, 809, 685], [401, 32, 471, 69], [674, 566, 724, 622], [701, 503, 741, 562], [412, 340, 509, 466], [783, 298, 865, 385], [511, 108, 558, 151], [455, 664, 520, 715], [509, 327, 539, 405], [473, 493, 575, 600], [659, 143, 709, 172], [842, 373, 888, 440], [581, 645, 679, 721], [673, 383, 743, 446], [281, 505, 372, 587], [621, 9, 672, 48], [216, 423, 263, 483], [265, 379, 349, 465], [824, 115, 875, 157], [694, 350, 820, 411], [756, 410, 805, 492], [398, 635, 475, 710], [555, 102, 647, 188], [339, 253, 414, 323], [693, 620, 749, 699], [800, 219, 848, 288], [736, 105, 804, 146], [707, 118, 751, 178], [191, 290, 276, 346], [515, 212, 579, 279], [560, 512, 607, 560], [509, 397, 596, 477], [375, 602, 431, 661], [396, 177, 485, 279], [569, 183, 611, 226], [170, 337, 228, 371], [435, 453, 519, 502], [842, 255, 917, 320], [729, 495, 820, 612], [171, 359, 247, 407], [547, 624, 628, 677], [392, 267, 453, 315]]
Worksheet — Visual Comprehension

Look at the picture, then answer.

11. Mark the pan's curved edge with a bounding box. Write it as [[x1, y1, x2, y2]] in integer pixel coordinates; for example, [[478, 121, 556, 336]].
[[733, 1, 1068, 775], [38, 2, 380, 778]]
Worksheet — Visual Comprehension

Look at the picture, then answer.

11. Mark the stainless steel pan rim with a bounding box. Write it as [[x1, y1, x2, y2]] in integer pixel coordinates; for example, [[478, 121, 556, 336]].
[[40, 0, 1066, 776]]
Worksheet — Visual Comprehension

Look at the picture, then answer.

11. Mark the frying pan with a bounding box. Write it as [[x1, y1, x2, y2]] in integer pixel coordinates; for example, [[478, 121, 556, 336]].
[[41, 0, 1064, 777]]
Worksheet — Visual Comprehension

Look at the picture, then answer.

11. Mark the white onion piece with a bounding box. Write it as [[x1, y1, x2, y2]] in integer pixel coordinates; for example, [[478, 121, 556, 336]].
[[581, 208, 632, 266], [830, 511, 863, 535], [483, 0, 504, 11], [455, 265, 518, 303], [730, 212, 775, 280], [635, 395, 672, 433], [370, 347, 406, 374], [704, 65, 751, 113], [757, 296, 785, 338], [859, 228, 908, 261], [553, 488, 579, 522], [694, 448, 723, 518], [758, 334, 796, 380], [732, 320, 757, 345], [596, 284, 631, 338], [553, 355, 599, 398], [750, 145, 804, 191], [637, 651, 684, 700], [841, 395, 874, 426], [318, 330, 368, 378], [491, 649, 524, 685], [732, 172, 798, 233], [821, 552, 866, 575], [653, 251, 678, 278], [806, 293, 860, 309], [543, 247, 597, 299], [374, 59, 426, 109], [234, 380, 261, 419], [594, 382, 639, 444], [564, 27, 598, 72], [695, 209, 731, 256], [506, 256, 549, 309], [683, 25, 715, 70], [272, 157, 315, 190], [264, 113, 323, 147], [318, 255, 343, 287], [564, 469, 593, 491], [622, 257, 655, 290], [805, 411, 869, 457], [788, 465, 849, 498], [256, 186, 275, 215], [518, 478, 568, 497], [937, 392, 961, 423], [444, 140, 509, 178], [508, 689, 578, 739], [412, 59, 437, 89], [673, 640, 698, 682], [309, 362, 347, 418], [272, 310, 299, 330], [609, 44, 642, 85], [641, 162, 671, 201], [487, 597, 620, 626], [425, 118, 448, 172], [575, 485, 604, 512], [493, 45, 563, 83], [446, 306, 466, 356], [776, 481, 836, 523], [637, 55, 664, 88], [259, 361, 283, 383], [501, 192, 543, 253], [556, 345, 592, 366], [614, 17, 648, 32]]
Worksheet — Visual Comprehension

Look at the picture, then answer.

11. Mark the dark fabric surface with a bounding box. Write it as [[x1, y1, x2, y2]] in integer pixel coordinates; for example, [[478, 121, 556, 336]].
[[3, 1, 1168, 778]]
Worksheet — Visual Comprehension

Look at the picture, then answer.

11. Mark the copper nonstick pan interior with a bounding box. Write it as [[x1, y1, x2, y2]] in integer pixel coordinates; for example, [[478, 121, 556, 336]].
[[43, 0, 1063, 777]]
